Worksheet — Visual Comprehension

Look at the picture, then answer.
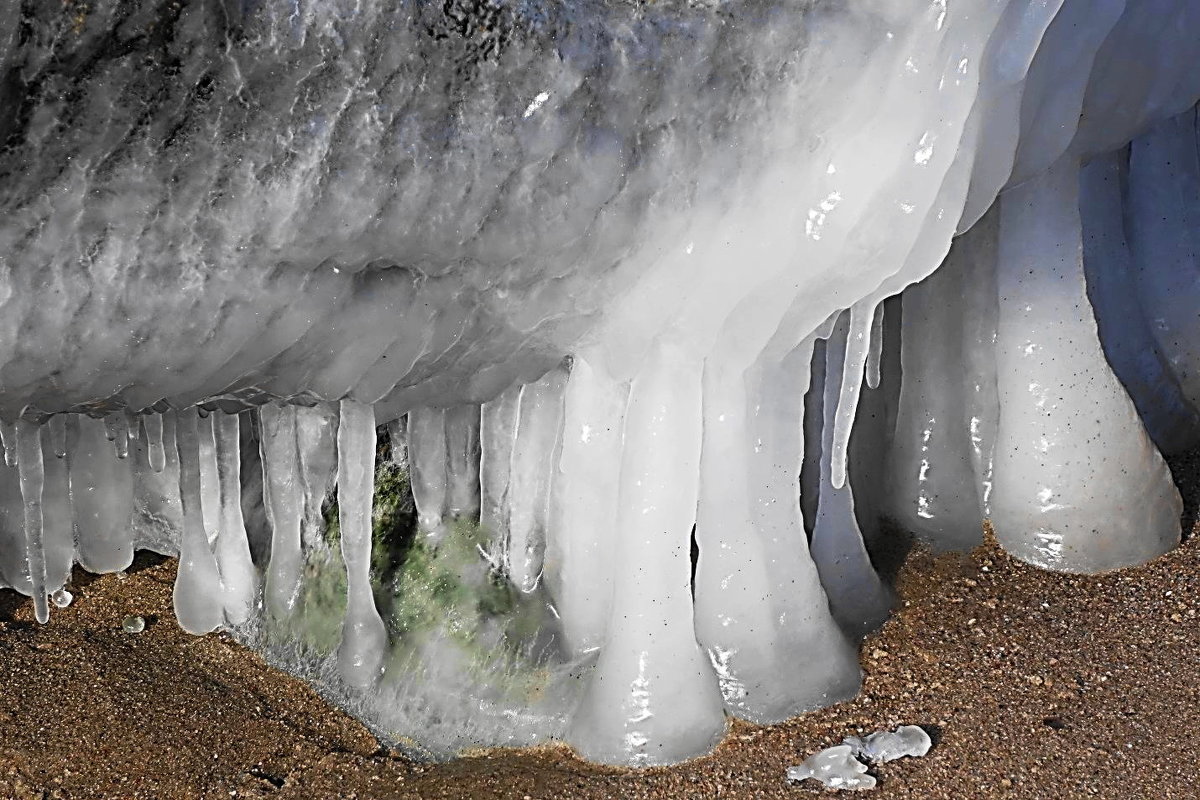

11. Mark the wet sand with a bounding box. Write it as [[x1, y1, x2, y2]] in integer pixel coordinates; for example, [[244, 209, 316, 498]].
[[3, 453, 1199, 799]]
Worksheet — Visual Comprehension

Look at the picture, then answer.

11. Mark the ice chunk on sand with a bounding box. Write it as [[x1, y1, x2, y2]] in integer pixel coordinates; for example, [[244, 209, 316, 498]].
[[786, 744, 876, 791], [843, 725, 932, 763]]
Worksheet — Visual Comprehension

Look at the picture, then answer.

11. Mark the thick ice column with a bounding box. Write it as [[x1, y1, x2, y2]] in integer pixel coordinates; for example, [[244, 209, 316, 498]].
[[1082, 149, 1200, 453], [506, 367, 567, 593], [479, 385, 521, 571], [69, 415, 135, 573], [544, 355, 625, 657], [810, 326, 892, 633], [214, 413, 257, 624], [567, 342, 725, 766], [258, 404, 304, 618], [991, 159, 1181, 572], [960, 208, 1002, 516], [887, 240, 986, 550], [1126, 110, 1200, 408], [693, 337, 858, 724], [336, 400, 387, 688], [17, 420, 49, 623], [172, 409, 225, 634], [407, 407, 448, 535], [39, 425, 74, 595], [443, 404, 481, 519]]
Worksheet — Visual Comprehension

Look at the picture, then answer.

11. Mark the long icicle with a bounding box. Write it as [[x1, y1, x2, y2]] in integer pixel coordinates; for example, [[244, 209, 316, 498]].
[[214, 413, 258, 624], [829, 299, 876, 490], [865, 302, 885, 390], [172, 409, 225, 634], [336, 399, 387, 688], [143, 413, 166, 473], [258, 404, 304, 619], [16, 420, 49, 623]]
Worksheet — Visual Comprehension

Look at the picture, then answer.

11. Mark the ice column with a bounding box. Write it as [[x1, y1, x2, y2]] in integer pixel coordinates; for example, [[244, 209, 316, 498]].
[[336, 399, 387, 688], [990, 159, 1182, 572], [545, 355, 625, 656], [214, 413, 257, 624], [479, 385, 521, 572], [693, 334, 859, 723], [39, 424, 74, 595], [258, 404, 304, 617], [1081, 149, 1200, 453], [173, 410, 225, 634], [888, 239, 987, 550], [567, 342, 725, 766], [810, 325, 892, 633], [69, 415, 134, 573]]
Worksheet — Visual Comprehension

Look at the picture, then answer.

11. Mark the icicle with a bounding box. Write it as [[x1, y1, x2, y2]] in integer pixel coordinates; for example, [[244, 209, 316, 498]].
[[69, 415, 134, 573], [103, 414, 126, 445], [506, 367, 567, 593], [479, 385, 521, 572], [567, 342, 725, 765], [39, 425, 73, 595], [48, 415, 67, 459], [386, 416, 408, 471], [17, 420, 49, 623], [544, 355, 625, 656], [444, 404, 481, 519], [258, 404, 304, 618], [294, 403, 338, 551], [829, 300, 875, 490], [0, 420, 17, 467], [336, 399, 387, 688], [407, 407, 448, 535], [214, 413, 257, 625], [114, 415, 131, 460], [172, 409, 224, 634], [197, 413, 221, 545], [143, 413, 166, 473], [810, 327, 892, 634], [865, 302, 885, 390]]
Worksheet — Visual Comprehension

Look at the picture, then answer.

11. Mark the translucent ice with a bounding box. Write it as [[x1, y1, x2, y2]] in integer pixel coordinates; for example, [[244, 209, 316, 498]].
[[786, 745, 876, 792]]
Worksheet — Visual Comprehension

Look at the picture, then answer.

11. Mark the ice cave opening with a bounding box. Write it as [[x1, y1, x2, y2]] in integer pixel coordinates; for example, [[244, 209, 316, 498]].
[[0, 0, 1199, 768]]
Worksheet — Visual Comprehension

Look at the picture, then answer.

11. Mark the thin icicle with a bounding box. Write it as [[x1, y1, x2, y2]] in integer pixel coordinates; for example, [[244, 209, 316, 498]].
[[295, 404, 339, 552], [103, 414, 126, 444], [479, 385, 521, 572], [143, 413, 166, 473], [336, 399, 387, 688], [506, 368, 567, 594], [214, 413, 257, 624], [386, 416, 408, 471], [17, 420, 49, 623], [444, 404, 481, 519], [173, 409, 224, 634], [865, 302, 885, 390], [258, 404, 304, 619], [39, 425, 73, 595], [407, 407, 448, 535], [49, 415, 67, 459], [1, 420, 16, 467], [197, 413, 221, 545], [830, 301, 875, 490]]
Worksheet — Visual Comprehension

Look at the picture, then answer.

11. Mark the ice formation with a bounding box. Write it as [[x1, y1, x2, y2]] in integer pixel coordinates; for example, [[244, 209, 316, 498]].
[[0, 0, 1199, 768]]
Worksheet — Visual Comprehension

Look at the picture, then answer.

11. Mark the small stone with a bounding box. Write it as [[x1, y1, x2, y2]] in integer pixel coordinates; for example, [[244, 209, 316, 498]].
[[122, 615, 146, 634]]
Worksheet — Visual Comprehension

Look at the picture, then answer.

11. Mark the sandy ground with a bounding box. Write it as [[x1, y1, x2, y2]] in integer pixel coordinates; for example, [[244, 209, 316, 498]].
[[2, 454, 1200, 799]]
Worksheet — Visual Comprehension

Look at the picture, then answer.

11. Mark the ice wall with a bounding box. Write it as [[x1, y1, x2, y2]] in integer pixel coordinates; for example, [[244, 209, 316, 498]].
[[0, 0, 1198, 768]]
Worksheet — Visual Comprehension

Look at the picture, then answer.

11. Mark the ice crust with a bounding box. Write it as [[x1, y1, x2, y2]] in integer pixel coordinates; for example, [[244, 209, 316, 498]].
[[0, 0, 1197, 769]]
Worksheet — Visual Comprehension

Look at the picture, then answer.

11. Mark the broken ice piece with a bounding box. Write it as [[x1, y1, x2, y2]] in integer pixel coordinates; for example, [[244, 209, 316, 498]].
[[786, 744, 877, 791], [122, 615, 146, 634], [51, 589, 73, 608], [843, 725, 932, 763]]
